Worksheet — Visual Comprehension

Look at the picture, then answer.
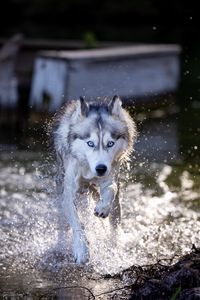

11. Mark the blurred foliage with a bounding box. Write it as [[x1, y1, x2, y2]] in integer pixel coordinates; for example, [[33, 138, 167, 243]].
[[0, 0, 198, 29], [0, 0, 198, 42], [83, 31, 98, 48], [4, 0, 197, 17]]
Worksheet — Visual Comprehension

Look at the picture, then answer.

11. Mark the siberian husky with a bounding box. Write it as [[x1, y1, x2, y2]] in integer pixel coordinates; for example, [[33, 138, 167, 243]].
[[53, 96, 136, 264]]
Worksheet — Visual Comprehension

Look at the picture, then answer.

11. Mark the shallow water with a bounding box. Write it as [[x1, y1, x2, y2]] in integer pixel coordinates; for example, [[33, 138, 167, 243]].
[[0, 109, 200, 299]]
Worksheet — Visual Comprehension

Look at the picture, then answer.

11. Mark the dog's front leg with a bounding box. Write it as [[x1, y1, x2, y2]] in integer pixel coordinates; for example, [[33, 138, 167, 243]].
[[94, 179, 118, 218], [62, 160, 88, 264], [109, 185, 121, 227]]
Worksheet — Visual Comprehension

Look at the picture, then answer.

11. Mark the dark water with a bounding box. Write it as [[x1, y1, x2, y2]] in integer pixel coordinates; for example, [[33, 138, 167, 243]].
[[0, 102, 200, 299]]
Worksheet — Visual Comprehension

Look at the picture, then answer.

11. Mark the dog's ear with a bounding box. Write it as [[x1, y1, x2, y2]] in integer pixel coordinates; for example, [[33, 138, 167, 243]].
[[79, 96, 89, 116], [71, 97, 89, 122], [109, 95, 122, 116]]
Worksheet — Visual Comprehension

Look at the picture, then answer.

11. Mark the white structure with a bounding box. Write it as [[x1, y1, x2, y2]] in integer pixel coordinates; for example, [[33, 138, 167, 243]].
[[0, 34, 22, 108], [30, 44, 181, 112]]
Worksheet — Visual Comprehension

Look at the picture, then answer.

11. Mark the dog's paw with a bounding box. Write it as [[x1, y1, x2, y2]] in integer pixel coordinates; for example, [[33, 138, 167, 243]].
[[94, 202, 111, 218], [73, 236, 89, 265]]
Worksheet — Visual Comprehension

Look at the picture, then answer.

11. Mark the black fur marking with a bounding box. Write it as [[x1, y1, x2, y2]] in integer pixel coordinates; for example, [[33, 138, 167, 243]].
[[111, 132, 126, 140], [69, 131, 91, 141], [88, 104, 109, 116]]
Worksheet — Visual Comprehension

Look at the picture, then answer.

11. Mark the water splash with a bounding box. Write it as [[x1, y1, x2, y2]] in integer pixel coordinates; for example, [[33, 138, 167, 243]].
[[0, 154, 200, 298]]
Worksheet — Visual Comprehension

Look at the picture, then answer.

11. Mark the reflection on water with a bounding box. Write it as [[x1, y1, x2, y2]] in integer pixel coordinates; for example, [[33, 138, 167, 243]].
[[135, 117, 179, 163], [0, 109, 200, 299]]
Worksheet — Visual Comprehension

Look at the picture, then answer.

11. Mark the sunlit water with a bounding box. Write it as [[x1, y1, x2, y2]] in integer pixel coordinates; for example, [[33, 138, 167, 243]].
[[0, 112, 200, 299]]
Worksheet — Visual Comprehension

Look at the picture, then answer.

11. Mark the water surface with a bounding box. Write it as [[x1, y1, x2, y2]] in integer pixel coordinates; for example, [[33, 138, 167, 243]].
[[0, 107, 200, 299]]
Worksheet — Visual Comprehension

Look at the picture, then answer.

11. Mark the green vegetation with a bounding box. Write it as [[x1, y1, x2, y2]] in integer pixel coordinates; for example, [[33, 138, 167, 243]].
[[83, 31, 98, 48], [170, 286, 181, 300]]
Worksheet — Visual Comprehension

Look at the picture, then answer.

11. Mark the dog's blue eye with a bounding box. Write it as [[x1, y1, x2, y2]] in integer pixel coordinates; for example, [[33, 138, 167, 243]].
[[87, 141, 95, 147], [107, 141, 115, 147]]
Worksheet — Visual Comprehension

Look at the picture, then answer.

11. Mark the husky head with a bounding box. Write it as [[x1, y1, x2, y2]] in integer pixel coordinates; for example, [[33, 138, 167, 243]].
[[58, 96, 136, 178]]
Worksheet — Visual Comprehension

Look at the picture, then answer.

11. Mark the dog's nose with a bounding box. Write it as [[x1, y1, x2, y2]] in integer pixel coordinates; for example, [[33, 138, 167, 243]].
[[95, 164, 107, 176]]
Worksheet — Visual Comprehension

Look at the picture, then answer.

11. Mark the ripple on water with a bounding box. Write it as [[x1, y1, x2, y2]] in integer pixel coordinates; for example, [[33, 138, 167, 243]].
[[0, 152, 199, 298]]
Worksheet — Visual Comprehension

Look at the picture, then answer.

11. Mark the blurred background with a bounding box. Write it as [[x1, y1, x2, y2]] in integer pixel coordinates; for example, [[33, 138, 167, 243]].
[[0, 0, 199, 163]]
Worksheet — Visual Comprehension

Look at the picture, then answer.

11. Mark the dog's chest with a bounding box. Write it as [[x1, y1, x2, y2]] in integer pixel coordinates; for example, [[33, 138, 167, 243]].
[[77, 177, 99, 199]]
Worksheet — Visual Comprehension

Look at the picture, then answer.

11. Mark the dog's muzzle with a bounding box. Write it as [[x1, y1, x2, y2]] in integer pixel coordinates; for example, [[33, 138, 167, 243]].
[[95, 164, 107, 176]]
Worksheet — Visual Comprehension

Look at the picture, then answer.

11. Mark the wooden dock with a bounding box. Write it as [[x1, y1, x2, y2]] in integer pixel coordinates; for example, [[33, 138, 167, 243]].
[[29, 44, 181, 112]]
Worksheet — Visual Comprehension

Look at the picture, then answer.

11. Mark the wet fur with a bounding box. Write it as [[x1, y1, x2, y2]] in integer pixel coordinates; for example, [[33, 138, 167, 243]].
[[53, 96, 136, 264]]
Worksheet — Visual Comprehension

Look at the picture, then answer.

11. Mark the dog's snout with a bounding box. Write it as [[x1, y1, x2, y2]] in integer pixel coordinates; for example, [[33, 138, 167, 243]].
[[95, 164, 107, 176]]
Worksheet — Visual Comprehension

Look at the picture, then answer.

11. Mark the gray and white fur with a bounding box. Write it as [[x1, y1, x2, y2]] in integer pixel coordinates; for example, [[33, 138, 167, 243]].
[[53, 95, 136, 264]]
